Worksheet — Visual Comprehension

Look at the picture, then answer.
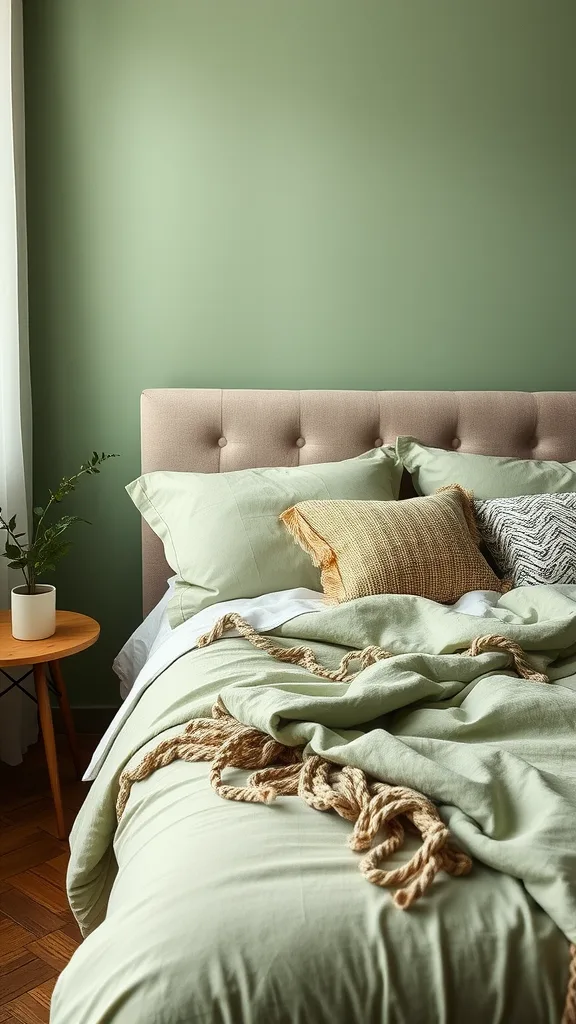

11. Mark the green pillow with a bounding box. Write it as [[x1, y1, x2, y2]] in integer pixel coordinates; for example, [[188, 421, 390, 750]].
[[127, 448, 401, 627], [396, 436, 576, 498]]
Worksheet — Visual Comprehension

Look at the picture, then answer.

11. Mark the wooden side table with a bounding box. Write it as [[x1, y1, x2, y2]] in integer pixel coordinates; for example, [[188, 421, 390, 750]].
[[0, 610, 100, 839]]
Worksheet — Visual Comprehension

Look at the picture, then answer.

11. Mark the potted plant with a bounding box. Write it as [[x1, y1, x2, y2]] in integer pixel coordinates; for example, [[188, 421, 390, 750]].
[[0, 451, 117, 641]]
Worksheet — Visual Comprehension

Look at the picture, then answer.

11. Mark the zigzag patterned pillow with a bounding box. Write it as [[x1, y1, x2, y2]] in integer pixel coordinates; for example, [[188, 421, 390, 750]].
[[474, 493, 576, 587]]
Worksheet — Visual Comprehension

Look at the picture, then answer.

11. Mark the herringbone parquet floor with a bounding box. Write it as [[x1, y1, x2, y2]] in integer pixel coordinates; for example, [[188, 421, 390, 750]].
[[0, 734, 96, 1023]]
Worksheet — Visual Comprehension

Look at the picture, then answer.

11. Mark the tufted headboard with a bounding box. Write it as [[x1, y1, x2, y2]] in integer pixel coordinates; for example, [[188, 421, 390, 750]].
[[140, 389, 576, 614]]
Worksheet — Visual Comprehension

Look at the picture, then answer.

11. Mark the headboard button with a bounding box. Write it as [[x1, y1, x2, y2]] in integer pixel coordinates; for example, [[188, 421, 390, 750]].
[[295, 437, 306, 448], [217, 437, 227, 448], [374, 438, 384, 447], [452, 437, 461, 450]]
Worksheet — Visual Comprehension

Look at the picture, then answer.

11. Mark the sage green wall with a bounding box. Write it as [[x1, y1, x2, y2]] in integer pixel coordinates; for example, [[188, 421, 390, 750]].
[[23, 1, 576, 706]]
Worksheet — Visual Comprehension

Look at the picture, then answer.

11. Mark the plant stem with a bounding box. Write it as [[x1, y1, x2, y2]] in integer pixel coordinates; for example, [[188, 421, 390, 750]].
[[33, 463, 95, 542], [33, 494, 56, 543]]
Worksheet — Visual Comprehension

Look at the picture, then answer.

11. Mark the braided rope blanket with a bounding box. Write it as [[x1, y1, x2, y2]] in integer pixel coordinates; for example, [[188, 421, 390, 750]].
[[116, 614, 575, 1021]]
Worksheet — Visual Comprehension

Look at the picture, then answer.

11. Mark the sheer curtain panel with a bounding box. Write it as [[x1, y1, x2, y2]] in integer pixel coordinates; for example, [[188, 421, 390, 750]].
[[0, 0, 37, 763]]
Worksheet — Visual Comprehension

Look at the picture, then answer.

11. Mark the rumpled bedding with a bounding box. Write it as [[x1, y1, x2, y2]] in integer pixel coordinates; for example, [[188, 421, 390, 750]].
[[51, 586, 576, 1024]]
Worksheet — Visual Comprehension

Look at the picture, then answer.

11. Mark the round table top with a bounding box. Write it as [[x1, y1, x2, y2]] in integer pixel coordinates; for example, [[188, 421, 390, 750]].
[[0, 610, 100, 666]]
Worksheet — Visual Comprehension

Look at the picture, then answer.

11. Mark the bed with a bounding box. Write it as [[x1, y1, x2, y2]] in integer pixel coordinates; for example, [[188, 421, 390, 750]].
[[51, 389, 576, 1024]]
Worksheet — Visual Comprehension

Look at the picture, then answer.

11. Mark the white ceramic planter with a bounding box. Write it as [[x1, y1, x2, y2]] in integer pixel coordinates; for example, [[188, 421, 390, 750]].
[[11, 584, 56, 641]]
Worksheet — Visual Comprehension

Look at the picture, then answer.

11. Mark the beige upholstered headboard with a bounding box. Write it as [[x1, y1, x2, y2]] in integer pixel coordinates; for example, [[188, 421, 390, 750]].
[[140, 389, 576, 615]]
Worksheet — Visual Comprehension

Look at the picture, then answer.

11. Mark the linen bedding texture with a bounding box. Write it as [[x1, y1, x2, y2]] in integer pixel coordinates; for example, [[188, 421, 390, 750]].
[[280, 485, 506, 604], [126, 446, 400, 627], [53, 587, 576, 1024]]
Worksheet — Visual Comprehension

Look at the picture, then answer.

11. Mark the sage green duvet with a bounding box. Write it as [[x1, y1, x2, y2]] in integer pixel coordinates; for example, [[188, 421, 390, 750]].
[[52, 587, 576, 1024]]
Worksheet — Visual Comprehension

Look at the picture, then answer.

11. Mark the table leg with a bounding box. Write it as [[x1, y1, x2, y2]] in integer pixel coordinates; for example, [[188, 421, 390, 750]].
[[33, 663, 66, 840], [49, 659, 82, 780]]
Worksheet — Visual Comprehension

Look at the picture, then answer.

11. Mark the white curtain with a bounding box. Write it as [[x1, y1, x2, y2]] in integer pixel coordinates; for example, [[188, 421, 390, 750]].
[[0, 0, 37, 764]]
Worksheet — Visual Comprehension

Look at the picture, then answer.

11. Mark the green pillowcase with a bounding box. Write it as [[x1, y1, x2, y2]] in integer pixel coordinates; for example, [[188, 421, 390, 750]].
[[396, 437, 576, 498], [127, 448, 401, 627]]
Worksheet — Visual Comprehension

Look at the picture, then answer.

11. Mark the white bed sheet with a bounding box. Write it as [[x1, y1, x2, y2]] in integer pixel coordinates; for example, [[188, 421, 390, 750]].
[[113, 577, 177, 700]]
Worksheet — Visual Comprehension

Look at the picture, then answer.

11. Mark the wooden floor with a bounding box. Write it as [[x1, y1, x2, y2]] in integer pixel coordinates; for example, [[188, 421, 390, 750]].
[[0, 734, 96, 1023]]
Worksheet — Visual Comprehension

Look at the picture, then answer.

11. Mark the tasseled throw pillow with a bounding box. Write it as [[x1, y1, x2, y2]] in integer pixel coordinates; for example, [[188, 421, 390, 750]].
[[280, 485, 507, 605]]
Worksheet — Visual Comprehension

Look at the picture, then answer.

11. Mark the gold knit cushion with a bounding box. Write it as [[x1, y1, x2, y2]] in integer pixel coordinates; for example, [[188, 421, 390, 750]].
[[280, 485, 507, 604]]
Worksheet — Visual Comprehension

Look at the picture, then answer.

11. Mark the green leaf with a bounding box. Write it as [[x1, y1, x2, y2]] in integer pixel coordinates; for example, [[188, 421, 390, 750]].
[[5, 543, 22, 558], [33, 506, 44, 517], [8, 515, 17, 532], [7, 559, 26, 570], [47, 541, 72, 561]]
